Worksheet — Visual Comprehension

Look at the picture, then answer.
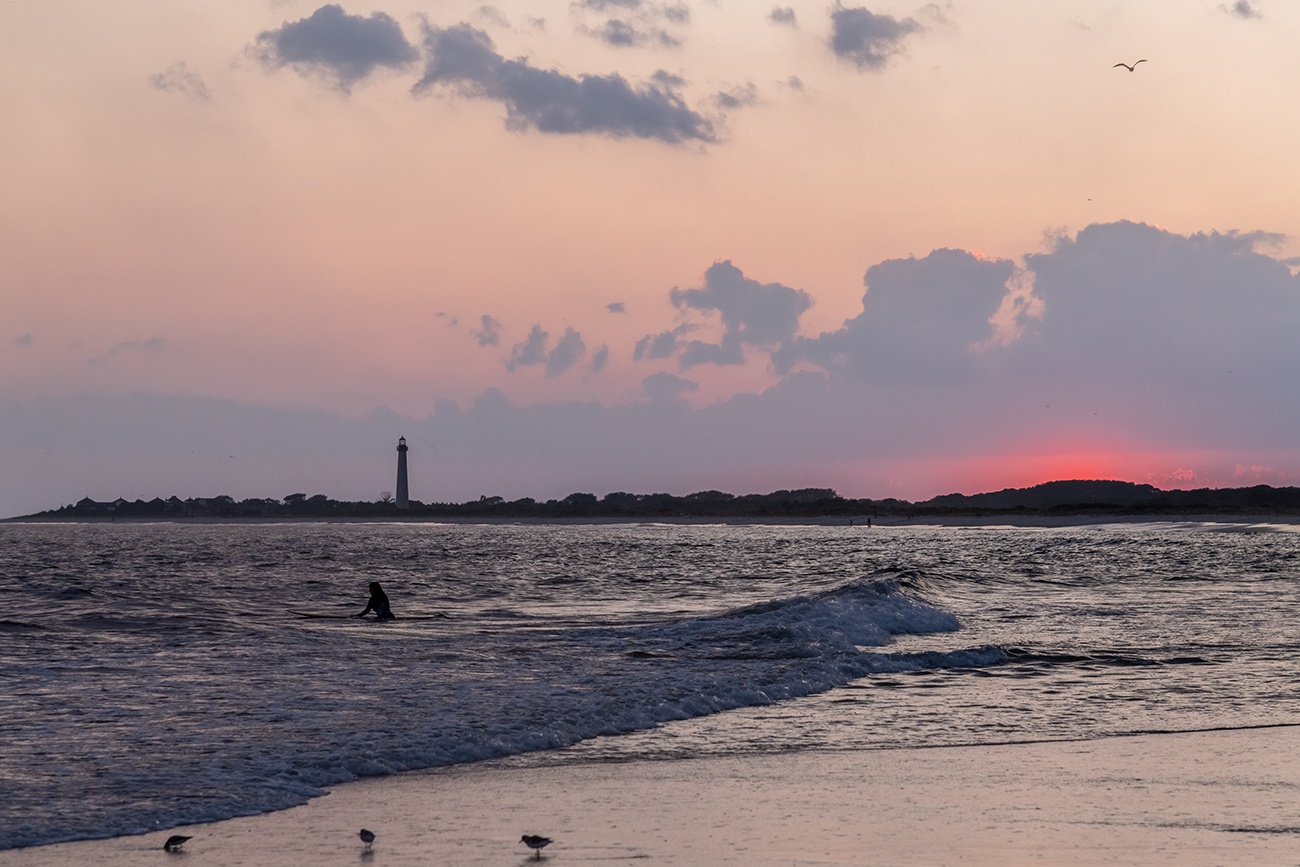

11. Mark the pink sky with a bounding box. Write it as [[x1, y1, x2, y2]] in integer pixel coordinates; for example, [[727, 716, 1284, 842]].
[[3, 0, 1300, 516]]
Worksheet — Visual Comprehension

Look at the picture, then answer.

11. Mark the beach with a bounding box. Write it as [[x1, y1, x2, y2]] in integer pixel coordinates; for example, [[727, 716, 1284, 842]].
[[9, 723, 1299, 866]]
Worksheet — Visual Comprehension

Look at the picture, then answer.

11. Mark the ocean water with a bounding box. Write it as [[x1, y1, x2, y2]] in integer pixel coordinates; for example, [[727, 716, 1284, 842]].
[[2, 520, 1299, 850]]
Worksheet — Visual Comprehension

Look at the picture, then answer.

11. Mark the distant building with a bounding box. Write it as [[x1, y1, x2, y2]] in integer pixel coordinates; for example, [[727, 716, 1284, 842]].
[[396, 437, 409, 509]]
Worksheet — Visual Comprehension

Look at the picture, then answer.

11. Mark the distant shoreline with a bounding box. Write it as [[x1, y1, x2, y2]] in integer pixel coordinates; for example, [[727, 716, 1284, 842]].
[[7, 513, 1300, 528]]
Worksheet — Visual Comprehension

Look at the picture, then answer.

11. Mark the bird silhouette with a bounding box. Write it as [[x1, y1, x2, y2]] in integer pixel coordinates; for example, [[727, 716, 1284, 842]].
[[359, 829, 375, 851], [521, 834, 552, 859], [1113, 59, 1147, 72], [163, 835, 191, 852]]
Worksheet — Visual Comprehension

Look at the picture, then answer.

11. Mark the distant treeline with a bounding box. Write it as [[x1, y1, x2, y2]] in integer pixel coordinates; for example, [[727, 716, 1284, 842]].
[[20, 480, 1300, 520]]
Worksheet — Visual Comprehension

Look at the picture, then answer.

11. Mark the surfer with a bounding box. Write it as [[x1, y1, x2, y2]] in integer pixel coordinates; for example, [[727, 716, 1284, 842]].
[[356, 581, 395, 620]]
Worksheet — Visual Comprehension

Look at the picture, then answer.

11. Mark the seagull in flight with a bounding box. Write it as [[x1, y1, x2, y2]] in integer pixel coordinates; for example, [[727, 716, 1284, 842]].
[[1113, 59, 1147, 72]]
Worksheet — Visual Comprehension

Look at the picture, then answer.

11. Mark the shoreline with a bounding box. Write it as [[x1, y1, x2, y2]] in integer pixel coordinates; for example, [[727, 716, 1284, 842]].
[[6, 512, 1300, 528], [9, 724, 1300, 865]]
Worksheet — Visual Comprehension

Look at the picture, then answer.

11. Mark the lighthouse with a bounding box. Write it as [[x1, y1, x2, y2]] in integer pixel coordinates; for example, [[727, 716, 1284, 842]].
[[395, 436, 410, 509]]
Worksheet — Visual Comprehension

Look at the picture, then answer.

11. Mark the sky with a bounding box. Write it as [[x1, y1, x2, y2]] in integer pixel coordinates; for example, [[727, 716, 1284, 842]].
[[3, 0, 1300, 517]]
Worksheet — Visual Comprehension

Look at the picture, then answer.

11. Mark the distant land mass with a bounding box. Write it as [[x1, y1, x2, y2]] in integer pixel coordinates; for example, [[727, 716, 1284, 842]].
[[10, 480, 1300, 521]]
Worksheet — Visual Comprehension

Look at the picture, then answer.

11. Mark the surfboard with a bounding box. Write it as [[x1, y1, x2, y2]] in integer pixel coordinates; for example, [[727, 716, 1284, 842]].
[[290, 611, 447, 621]]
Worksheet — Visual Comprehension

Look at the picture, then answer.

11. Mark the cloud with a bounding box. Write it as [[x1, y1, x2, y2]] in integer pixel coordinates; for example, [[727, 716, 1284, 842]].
[[1022, 221, 1300, 390], [713, 83, 759, 110], [150, 62, 210, 100], [571, 0, 690, 49], [633, 324, 693, 361], [506, 324, 549, 371], [591, 344, 610, 372], [546, 327, 587, 377], [473, 314, 503, 347], [607, 302, 627, 313], [254, 4, 419, 93], [1222, 0, 1262, 18], [474, 5, 511, 28], [108, 338, 167, 356], [828, 4, 921, 70], [414, 23, 716, 143], [668, 260, 812, 369], [642, 371, 698, 401], [11, 333, 33, 347], [768, 6, 797, 27], [776, 249, 1016, 386]]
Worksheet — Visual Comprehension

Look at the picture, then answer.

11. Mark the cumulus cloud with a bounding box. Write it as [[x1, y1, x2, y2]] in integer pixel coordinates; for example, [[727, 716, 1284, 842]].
[[150, 62, 210, 100], [254, 4, 418, 92], [1222, 0, 1262, 18], [633, 324, 694, 361], [768, 7, 797, 27], [1022, 221, 1300, 389], [506, 324, 549, 371], [607, 302, 627, 313], [828, 3, 921, 70], [11, 333, 34, 347], [414, 23, 716, 143], [668, 260, 812, 369], [572, 0, 690, 49], [546, 327, 587, 377], [591, 344, 610, 372], [473, 314, 503, 347], [776, 249, 1016, 386]]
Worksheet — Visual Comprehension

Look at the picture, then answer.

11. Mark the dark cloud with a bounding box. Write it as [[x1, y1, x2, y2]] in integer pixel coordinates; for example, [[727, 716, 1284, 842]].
[[1023, 221, 1300, 390], [1223, 0, 1262, 18], [776, 249, 1016, 386], [414, 23, 716, 143], [607, 302, 627, 313], [829, 4, 921, 70], [768, 6, 797, 27], [546, 327, 587, 377], [669, 260, 812, 369], [591, 344, 610, 372], [506, 324, 549, 371], [473, 314, 502, 347], [254, 4, 418, 93], [11, 333, 34, 347], [150, 62, 210, 100]]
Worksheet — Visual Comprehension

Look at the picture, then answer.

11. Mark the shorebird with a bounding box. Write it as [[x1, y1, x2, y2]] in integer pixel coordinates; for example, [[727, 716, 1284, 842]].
[[1113, 59, 1147, 71], [163, 835, 191, 852], [359, 828, 376, 851], [521, 834, 552, 859]]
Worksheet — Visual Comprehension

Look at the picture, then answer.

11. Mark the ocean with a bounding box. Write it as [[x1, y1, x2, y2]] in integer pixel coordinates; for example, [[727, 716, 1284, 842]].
[[2, 520, 1299, 851]]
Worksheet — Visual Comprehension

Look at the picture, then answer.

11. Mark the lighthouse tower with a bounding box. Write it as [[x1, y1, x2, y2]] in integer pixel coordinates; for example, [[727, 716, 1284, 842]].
[[395, 437, 410, 509]]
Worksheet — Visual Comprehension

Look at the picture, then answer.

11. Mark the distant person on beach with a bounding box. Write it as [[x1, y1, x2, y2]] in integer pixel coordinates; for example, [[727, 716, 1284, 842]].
[[356, 581, 395, 620]]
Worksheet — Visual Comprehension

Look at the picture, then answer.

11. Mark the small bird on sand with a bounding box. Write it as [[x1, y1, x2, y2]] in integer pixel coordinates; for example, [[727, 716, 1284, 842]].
[[359, 829, 376, 851], [1113, 59, 1147, 71], [163, 835, 191, 852], [521, 834, 552, 859]]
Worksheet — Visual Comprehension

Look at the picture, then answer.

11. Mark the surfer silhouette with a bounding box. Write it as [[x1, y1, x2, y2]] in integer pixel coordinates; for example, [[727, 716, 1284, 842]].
[[356, 581, 395, 620]]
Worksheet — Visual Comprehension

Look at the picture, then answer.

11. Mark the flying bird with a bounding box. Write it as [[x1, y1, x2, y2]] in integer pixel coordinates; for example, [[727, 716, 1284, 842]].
[[1113, 59, 1147, 72], [359, 828, 376, 851], [163, 835, 191, 852], [521, 834, 553, 859]]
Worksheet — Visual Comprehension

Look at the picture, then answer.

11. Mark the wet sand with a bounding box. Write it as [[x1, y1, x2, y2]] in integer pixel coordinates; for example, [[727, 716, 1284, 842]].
[[9, 724, 1300, 866]]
